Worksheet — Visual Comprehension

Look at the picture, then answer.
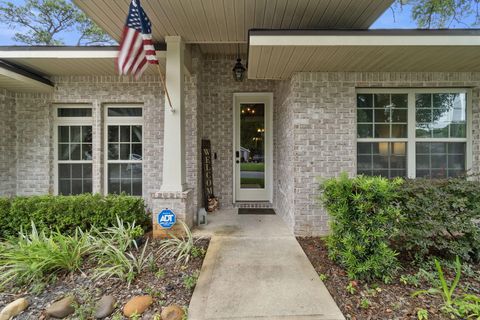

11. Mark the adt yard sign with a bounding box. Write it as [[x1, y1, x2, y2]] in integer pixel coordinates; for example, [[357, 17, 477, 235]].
[[157, 209, 176, 229]]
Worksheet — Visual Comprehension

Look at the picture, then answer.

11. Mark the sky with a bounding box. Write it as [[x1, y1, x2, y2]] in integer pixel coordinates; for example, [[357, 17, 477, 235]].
[[0, 1, 475, 46]]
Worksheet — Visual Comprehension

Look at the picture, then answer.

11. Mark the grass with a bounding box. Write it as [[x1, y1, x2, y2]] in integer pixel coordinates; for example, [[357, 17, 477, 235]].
[[240, 163, 265, 172], [240, 178, 265, 188]]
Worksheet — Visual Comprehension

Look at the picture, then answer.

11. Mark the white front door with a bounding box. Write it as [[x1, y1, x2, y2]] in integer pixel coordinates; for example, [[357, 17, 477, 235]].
[[233, 93, 273, 202]]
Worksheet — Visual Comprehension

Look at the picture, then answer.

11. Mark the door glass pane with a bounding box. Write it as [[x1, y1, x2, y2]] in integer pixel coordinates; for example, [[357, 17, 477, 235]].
[[240, 103, 265, 189]]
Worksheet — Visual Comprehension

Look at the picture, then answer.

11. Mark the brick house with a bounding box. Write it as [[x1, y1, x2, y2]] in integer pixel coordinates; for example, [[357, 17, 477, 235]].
[[1, 0, 479, 236]]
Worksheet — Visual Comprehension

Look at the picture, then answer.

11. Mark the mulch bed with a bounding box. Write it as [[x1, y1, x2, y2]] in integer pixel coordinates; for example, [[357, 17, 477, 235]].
[[0, 238, 209, 319], [298, 237, 480, 320]]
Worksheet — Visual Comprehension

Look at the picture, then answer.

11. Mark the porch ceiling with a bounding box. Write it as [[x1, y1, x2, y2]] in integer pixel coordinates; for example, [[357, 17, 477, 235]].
[[72, 0, 393, 54], [248, 29, 480, 80], [0, 60, 54, 93]]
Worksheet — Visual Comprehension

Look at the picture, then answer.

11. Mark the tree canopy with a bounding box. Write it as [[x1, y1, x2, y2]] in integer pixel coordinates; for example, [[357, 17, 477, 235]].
[[396, 0, 480, 28], [0, 0, 114, 46]]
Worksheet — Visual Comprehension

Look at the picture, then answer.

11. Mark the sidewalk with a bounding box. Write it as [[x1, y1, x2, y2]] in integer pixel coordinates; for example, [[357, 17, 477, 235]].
[[189, 211, 345, 320]]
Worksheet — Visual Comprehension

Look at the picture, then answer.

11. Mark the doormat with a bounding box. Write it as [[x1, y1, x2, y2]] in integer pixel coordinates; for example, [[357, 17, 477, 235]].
[[238, 208, 276, 215]]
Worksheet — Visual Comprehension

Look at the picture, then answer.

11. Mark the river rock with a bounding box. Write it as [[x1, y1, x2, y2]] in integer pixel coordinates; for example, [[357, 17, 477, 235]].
[[161, 305, 185, 320], [123, 295, 153, 317], [94, 295, 116, 319], [0, 297, 29, 320], [45, 296, 76, 319]]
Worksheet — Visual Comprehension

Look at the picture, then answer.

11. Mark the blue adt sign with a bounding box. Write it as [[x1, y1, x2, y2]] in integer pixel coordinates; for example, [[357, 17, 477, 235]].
[[157, 209, 176, 229]]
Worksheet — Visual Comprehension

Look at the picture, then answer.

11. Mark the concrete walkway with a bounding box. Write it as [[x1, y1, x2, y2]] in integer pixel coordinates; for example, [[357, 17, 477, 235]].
[[189, 210, 345, 320]]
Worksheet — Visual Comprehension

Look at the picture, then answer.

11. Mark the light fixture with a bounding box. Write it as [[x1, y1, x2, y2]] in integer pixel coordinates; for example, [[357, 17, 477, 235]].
[[232, 44, 246, 82]]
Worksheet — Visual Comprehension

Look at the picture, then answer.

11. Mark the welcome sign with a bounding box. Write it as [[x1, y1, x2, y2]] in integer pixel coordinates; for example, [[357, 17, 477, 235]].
[[201, 139, 215, 209]]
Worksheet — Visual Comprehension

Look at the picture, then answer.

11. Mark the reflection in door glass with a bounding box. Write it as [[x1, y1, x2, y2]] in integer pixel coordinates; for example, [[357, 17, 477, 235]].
[[240, 103, 265, 189]]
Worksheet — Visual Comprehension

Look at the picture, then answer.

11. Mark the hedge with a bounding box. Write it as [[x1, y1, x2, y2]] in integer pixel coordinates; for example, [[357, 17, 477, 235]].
[[320, 174, 480, 281], [396, 178, 480, 262], [0, 194, 150, 239]]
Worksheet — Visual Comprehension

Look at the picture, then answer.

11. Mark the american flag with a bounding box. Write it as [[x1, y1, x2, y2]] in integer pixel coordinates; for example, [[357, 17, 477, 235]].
[[117, 0, 157, 79]]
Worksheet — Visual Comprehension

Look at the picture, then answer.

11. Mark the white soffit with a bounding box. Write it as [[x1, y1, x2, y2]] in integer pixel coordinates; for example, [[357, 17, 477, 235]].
[[0, 47, 166, 77], [0, 62, 53, 93], [248, 30, 480, 79], [73, 0, 393, 48]]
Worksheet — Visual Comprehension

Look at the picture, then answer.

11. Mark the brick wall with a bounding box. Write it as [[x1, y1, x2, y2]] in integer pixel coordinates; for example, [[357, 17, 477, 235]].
[[0, 89, 17, 196], [287, 72, 480, 235]]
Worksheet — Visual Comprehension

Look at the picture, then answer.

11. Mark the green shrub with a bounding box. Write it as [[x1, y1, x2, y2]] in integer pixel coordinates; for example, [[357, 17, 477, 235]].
[[395, 178, 480, 262], [0, 222, 91, 286], [320, 173, 401, 283], [0, 194, 150, 238]]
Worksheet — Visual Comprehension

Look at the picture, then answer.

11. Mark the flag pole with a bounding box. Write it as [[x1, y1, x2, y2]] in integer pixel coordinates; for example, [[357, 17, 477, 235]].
[[157, 64, 174, 113]]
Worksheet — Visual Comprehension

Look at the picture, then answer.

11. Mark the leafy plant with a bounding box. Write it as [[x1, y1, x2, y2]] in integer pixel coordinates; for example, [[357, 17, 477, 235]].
[[0, 222, 91, 286], [395, 178, 480, 262], [183, 271, 199, 291], [346, 281, 357, 295], [320, 173, 402, 282], [454, 294, 480, 318], [159, 221, 203, 265], [155, 268, 166, 279], [400, 274, 420, 287], [319, 273, 328, 281], [417, 308, 429, 320], [360, 298, 371, 309]]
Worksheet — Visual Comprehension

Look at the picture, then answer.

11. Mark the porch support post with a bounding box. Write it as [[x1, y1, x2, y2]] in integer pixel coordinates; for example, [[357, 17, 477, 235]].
[[160, 36, 186, 192]]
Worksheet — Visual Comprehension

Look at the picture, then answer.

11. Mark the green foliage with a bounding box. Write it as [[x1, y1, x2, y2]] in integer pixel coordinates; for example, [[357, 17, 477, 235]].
[[183, 271, 199, 291], [395, 178, 480, 262], [400, 274, 420, 287], [0, 222, 91, 287], [454, 294, 480, 318], [320, 173, 402, 282], [159, 221, 203, 265], [398, 0, 480, 29], [346, 281, 357, 295], [360, 298, 371, 309], [0, 0, 114, 45], [90, 219, 151, 285], [319, 273, 328, 281], [0, 194, 150, 239], [417, 308, 429, 320]]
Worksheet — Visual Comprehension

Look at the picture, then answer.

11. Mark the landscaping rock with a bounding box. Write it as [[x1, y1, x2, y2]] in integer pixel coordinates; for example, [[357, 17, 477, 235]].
[[0, 297, 29, 320], [123, 295, 153, 317], [161, 304, 184, 320], [94, 295, 116, 319], [45, 296, 76, 319]]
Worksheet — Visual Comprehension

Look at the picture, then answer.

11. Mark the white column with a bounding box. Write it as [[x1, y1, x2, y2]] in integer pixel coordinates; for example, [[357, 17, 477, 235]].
[[160, 36, 186, 192]]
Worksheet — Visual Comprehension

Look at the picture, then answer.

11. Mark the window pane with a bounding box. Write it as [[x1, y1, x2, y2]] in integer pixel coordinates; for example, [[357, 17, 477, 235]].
[[374, 109, 389, 123], [58, 108, 92, 117], [70, 126, 81, 142], [121, 164, 131, 179], [82, 126, 92, 143], [108, 126, 119, 142], [450, 123, 466, 138], [83, 164, 92, 179], [374, 94, 390, 108], [70, 144, 81, 160], [83, 179, 92, 193], [120, 144, 131, 160], [357, 124, 373, 138], [108, 143, 119, 160], [58, 126, 69, 143], [59, 144, 70, 160], [82, 144, 92, 160], [416, 94, 431, 108], [391, 124, 407, 138], [357, 142, 372, 154], [71, 180, 83, 195], [416, 108, 431, 123], [59, 164, 70, 179], [391, 109, 407, 122], [357, 94, 373, 108], [132, 144, 142, 160], [374, 124, 390, 138], [59, 180, 70, 195], [132, 126, 142, 142], [416, 124, 432, 138], [120, 126, 130, 142], [108, 107, 142, 117], [391, 94, 408, 108], [357, 155, 372, 170], [108, 179, 121, 194], [121, 179, 132, 194], [109, 164, 120, 179], [71, 164, 83, 179]]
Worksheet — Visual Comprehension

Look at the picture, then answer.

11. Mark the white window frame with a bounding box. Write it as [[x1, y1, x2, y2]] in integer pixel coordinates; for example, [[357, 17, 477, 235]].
[[53, 104, 93, 195], [356, 88, 472, 179], [103, 104, 144, 196]]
